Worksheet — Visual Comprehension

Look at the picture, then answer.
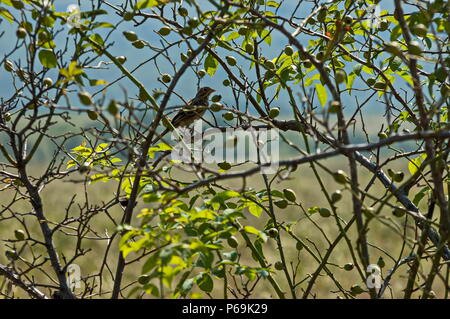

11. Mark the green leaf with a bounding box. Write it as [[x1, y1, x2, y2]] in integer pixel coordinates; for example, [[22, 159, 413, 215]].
[[266, 1, 280, 7], [0, 6, 13, 23], [151, 142, 172, 151], [408, 154, 426, 175], [204, 54, 218, 77], [79, 9, 108, 18], [41, 15, 55, 28], [211, 191, 240, 203], [413, 186, 430, 206], [136, 0, 169, 9], [244, 226, 267, 241], [222, 251, 238, 262], [143, 283, 159, 297], [390, 25, 402, 41], [399, 71, 414, 86], [38, 49, 57, 68], [248, 203, 262, 217], [347, 73, 356, 94], [142, 254, 160, 273], [253, 239, 265, 260], [89, 79, 107, 86], [389, 57, 402, 72], [304, 73, 320, 87], [244, 226, 259, 236], [89, 174, 110, 183], [190, 209, 216, 221], [308, 206, 320, 214], [197, 273, 213, 292], [89, 33, 104, 47], [92, 22, 114, 29], [121, 236, 147, 258], [261, 29, 272, 45], [315, 83, 327, 107], [362, 65, 373, 75], [224, 32, 240, 41], [159, 248, 172, 264]]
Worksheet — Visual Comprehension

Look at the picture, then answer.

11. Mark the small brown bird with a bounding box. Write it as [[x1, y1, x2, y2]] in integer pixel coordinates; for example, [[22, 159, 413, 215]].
[[152, 86, 215, 144]]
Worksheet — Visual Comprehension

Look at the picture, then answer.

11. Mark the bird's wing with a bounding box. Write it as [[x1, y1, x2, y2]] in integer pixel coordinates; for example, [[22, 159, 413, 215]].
[[171, 110, 187, 127]]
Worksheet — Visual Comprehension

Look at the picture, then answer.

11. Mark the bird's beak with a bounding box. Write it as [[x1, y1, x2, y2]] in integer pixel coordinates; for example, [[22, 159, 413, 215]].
[[209, 88, 216, 93]]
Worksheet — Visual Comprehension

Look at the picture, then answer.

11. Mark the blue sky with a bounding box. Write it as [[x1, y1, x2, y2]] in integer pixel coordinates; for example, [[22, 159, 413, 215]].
[[0, 0, 414, 140]]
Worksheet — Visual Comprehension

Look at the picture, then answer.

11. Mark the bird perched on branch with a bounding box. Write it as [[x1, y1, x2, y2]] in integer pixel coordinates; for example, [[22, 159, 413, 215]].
[[152, 86, 216, 144]]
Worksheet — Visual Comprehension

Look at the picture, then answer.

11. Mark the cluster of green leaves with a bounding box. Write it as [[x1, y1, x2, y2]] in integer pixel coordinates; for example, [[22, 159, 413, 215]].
[[118, 189, 278, 298], [67, 142, 122, 174]]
